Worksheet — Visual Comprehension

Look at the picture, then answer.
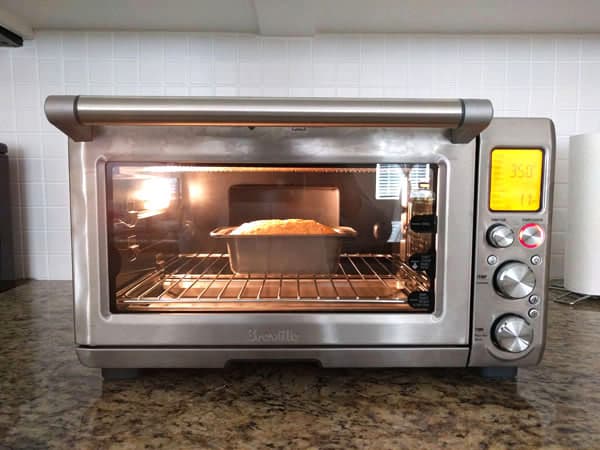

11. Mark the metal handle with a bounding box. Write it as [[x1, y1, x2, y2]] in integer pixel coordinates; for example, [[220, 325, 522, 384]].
[[44, 95, 493, 143]]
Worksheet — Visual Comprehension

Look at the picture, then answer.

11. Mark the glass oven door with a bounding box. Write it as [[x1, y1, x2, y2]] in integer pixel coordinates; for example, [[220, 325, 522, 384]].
[[68, 125, 476, 348], [106, 163, 438, 313]]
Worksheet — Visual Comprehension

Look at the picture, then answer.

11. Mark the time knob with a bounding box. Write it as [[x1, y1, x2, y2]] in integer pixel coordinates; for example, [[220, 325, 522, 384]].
[[487, 224, 514, 248], [493, 315, 534, 353], [494, 261, 536, 298]]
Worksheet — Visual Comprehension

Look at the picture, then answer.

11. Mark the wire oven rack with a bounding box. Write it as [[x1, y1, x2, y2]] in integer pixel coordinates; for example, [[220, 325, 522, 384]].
[[116, 253, 430, 311]]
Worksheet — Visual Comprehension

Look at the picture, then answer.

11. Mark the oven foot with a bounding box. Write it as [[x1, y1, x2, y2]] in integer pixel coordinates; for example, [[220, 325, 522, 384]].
[[101, 368, 141, 380], [478, 367, 518, 379]]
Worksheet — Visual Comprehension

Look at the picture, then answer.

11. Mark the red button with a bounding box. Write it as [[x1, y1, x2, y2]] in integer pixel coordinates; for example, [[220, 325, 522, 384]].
[[518, 223, 545, 249]]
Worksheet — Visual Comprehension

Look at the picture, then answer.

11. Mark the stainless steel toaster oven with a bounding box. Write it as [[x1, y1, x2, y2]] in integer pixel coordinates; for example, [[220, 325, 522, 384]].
[[45, 96, 554, 379]]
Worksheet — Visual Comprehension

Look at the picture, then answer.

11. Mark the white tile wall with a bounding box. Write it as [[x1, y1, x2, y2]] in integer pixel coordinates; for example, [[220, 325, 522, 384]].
[[2, 31, 600, 280]]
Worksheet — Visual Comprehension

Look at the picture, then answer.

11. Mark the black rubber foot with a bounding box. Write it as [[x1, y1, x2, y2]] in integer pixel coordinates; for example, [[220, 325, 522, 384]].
[[479, 367, 518, 379], [101, 368, 141, 380]]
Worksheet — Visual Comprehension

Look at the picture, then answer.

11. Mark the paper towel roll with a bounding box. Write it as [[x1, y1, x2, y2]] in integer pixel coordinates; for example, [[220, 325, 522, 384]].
[[564, 132, 600, 295]]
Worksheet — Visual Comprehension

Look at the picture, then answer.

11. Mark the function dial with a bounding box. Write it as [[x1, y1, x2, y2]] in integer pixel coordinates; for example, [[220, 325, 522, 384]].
[[493, 315, 534, 353], [494, 261, 536, 299], [487, 224, 515, 248]]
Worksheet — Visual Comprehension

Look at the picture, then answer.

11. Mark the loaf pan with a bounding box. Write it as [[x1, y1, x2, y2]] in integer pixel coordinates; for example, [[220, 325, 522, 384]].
[[210, 226, 357, 274]]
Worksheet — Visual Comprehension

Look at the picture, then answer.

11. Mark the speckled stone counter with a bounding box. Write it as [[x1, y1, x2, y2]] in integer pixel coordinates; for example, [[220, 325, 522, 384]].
[[1, 281, 599, 449]]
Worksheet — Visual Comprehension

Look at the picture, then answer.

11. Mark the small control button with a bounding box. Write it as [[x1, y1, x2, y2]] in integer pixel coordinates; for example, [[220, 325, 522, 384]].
[[530, 255, 542, 265], [487, 255, 498, 265], [529, 294, 541, 305], [528, 308, 539, 319], [519, 223, 545, 249]]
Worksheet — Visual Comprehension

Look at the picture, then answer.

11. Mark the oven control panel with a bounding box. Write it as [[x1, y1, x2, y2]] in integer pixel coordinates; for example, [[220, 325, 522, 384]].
[[468, 118, 555, 368]]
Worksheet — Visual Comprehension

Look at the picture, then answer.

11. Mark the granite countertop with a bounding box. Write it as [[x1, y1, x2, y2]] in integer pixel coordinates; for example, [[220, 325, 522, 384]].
[[1, 281, 599, 449]]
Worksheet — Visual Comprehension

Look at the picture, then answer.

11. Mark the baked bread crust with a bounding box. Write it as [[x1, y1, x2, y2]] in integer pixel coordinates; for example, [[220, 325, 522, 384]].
[[231, 219, 336, 235]]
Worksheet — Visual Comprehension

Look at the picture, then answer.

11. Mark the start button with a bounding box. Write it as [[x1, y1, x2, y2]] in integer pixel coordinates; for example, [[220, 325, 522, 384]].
[[519, 223, 545, 249]]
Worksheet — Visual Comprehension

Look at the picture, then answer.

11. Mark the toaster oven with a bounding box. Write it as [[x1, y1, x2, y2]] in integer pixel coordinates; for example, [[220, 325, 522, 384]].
[[45, 96, 554, 379]]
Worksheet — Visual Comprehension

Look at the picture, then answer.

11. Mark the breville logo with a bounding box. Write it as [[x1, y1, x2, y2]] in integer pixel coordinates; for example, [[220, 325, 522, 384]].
[[248, 328, 299, 344]]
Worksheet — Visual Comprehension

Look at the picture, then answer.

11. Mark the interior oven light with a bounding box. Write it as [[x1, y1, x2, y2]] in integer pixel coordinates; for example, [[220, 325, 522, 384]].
[[188, 182, 205, 203], [134, 177, 176, 217]]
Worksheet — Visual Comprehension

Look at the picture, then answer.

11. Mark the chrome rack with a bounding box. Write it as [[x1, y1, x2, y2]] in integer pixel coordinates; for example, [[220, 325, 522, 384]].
[[550, 280, 598, 305], [117, 253, 430, 305]]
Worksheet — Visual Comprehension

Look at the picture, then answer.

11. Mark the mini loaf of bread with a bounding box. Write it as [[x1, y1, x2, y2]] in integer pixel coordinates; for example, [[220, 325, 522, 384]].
[[231, 219, 337, 235]]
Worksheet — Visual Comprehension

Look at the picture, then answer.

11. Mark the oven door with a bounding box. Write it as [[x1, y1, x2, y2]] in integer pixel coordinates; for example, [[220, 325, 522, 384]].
[[70, 126, 476, 355]]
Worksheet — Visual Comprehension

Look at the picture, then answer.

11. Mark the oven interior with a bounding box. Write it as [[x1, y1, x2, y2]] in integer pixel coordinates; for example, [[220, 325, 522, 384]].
[[107, 163, 437, 312]]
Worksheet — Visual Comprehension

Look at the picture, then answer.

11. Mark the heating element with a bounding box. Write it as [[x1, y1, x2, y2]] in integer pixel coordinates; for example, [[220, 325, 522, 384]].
[[116, 253, 429, 311]]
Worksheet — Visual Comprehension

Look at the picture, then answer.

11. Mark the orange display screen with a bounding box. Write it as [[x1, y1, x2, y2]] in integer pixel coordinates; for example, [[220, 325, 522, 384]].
[[489, 148, 544, 212]]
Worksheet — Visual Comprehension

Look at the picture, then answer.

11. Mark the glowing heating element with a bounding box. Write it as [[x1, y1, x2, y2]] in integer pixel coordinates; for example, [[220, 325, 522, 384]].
[[489, 148, 544, 212]]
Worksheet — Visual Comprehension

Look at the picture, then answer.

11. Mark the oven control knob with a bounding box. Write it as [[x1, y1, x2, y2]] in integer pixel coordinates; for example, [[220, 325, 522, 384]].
[[519, 223, 545, 249], [487, 224, 514, 248], [493, 315, 534, 353], [494, 261, 536, 299]]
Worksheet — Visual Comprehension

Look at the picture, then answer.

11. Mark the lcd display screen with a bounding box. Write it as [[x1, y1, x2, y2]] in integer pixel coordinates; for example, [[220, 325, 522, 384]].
[[489, 148, 544, 212]]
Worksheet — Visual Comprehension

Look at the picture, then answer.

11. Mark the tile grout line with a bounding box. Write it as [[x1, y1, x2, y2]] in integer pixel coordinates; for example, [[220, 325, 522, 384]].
[[8, 47, 25, 279], [33, 36, 50, 279], [574, 37, 583, 135]]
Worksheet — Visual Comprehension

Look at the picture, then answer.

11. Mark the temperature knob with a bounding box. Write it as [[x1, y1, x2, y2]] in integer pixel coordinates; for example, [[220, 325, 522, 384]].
[[487, 224, 515, 248], [494, 261, 536, 298], [493, 315, 534, 353]]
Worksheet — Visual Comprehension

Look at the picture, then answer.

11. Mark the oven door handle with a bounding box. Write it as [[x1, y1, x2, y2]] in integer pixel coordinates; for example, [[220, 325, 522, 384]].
[[44, 95, 493, 144]]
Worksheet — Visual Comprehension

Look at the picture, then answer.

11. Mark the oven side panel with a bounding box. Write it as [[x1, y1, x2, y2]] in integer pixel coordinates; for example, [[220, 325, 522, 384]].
[[69, 139, 107, 344], [469, 118, 555, 367], [70, 126, 476, 352]]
